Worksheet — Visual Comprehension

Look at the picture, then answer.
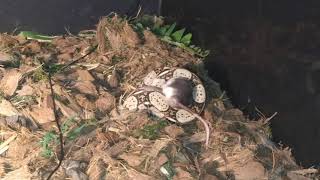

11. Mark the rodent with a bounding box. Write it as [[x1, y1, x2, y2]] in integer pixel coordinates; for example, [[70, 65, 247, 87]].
[[142, 77, 211, 147]]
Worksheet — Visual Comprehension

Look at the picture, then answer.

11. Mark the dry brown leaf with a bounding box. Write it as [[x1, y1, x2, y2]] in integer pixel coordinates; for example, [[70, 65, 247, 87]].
[[173, 167, 194, 180], [86, 158, 107, 180], [75, 94, 95, 110], [55, 100, 78, 118], [156, 153, 168, 167], [203, 174, 219, 180], [0, 99, 19, 116], [287, 172, 312, 180], [148, 139, 171, 158], [126, 113, 149, 131], [0, 69, 22, 96], [95, 93, 115, 113], [164, 125, 184, 138], [107, 69, 119, 88], [29, 107, 55, 124], [119, 153, 145, 167], [16, 85, 34, 96], [57, 52, 73, 62], [0, 52, 12, 64], [107, 140, 130, 158], [232, 160, 267, 180], [186, 132, 206, 144], [127, 169, 153, 180], [73, 81, 98, 96], [76, 69, 95, 81], [2, 166, 33, 180]]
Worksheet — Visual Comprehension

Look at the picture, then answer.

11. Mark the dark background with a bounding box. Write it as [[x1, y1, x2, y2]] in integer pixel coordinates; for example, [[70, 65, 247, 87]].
[[0, 0, 319, 167]]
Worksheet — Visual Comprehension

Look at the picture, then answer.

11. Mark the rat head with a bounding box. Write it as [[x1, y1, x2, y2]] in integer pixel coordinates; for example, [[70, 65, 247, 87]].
[[162, 77, 194, 107]]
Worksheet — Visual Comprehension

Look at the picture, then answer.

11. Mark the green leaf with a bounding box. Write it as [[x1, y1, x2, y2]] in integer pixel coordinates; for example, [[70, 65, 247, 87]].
[[66, 124, 87, 140], [180, 33, 192, 45], [135, 23, 144, 30], [18, 31, 58, 42], [165, 23, 176, 36], [171, 28, 185, 42], [158, 25, 170, 36]]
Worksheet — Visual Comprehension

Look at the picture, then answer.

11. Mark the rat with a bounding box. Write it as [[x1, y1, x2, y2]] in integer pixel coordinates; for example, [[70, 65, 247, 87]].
[[140, 77, 211, 147]]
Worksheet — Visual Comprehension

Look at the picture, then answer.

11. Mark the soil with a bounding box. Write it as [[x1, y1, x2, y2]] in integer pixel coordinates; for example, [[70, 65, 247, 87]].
[[0, 15, 319, 180]]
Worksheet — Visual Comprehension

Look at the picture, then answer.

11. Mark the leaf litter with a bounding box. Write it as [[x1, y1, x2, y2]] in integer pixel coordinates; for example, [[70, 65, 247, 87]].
[[0, 15, 318, 180]]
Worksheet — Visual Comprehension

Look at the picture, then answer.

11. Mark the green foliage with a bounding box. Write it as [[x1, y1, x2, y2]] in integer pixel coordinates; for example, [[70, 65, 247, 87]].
[[18, 31, 58, 43], [161, 161, 175, 180], [137, 120, 168, 140], [39, 118, 94, 158], [10, 95, 37, 109], [40, 130, 58, 158], [31, 67, 48, 82], [43, 63, 64, 75], [132, 15, 210, 58]]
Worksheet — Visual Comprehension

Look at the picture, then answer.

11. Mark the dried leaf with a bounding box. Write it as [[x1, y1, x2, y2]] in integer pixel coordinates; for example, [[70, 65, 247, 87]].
[[107, 69, 119, 88], [156, 153, 168, 167], [55, 100, 78, 118], [173, 167, 193, 180], [203, 174, 219, 180], [0, 99, 19, 116], [185, 132, 206, 144], [148, 139, 171, 158], [73, 81, 98, 96], [95, 93, 115, 113], [127, 169, 153, 180], [16, 85, 34, 96], [75, 94, 95, 110], [0, 52, 12, 64], [0, 69, 22, 96], [76, 69, 94, 81], [29, 95, 55, 124], [164, 125, 184, 138], [107, 140, 129, 158], [119, 153, 145, 167], [233, 161, 267, 180]]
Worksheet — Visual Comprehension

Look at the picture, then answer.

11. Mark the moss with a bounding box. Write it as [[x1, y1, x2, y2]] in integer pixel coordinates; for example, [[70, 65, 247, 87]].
[[32, 68, 48, 82], [136, 120, 168, 140]]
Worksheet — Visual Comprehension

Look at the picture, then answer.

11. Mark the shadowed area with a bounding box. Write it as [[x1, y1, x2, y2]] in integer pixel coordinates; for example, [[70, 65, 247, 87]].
[[0, 0, 160, 34], [162, 0, 320, 167]]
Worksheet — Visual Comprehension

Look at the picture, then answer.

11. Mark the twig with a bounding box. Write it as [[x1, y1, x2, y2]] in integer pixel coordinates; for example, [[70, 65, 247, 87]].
[[46, 44, 97, 180], [46, 73, 64, 180], [0, 134, 17, 155]]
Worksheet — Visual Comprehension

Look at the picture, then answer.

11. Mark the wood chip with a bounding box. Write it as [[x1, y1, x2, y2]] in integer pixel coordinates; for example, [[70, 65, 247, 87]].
[[76, 69, 95, 81], [148, 139, 171, 158], [173, 167, 194, 180], [107, 69, 119, 88], [0, 99, 20, 116], [107, 140, 129, 158], [73, 81, 98, 96], [16, 85, 34, 96], [0, 134, 17, 155], [164, 125, 184, 138], [0, 69, 22, 96], [119, 153, 145, 167], [95, 93, 115, 113]]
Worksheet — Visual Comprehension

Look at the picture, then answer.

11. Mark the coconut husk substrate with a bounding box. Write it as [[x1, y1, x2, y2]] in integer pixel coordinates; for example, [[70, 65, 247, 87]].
[[0, 15, 318, 180]]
